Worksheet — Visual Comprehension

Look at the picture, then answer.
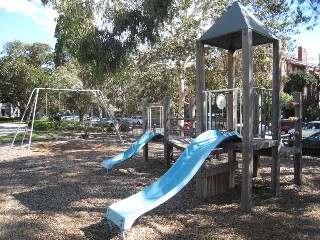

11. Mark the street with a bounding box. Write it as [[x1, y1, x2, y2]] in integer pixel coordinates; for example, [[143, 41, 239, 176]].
[[0, 122, 27, 137]]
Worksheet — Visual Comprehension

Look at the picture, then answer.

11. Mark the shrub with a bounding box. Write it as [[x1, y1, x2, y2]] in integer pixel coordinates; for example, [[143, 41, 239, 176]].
[[58, 120, 84, 131], [31, 118, 55, 131], [0, 116, 11, 122]]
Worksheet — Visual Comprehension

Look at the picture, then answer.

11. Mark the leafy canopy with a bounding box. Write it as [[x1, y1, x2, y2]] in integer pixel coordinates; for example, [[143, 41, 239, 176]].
[[284, 70, 317, 93], [0, 41, 53, 113], [41, 0, 320, 74]]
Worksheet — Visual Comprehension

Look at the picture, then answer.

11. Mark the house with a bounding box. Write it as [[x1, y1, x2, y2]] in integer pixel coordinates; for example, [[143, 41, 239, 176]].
[[0, 103, 20, 118], [283, 46, 320, 105]]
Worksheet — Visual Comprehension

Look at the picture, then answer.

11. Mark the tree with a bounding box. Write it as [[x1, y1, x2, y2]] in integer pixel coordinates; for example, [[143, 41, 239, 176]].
[[130, 0, 297, 119], [41, 0, 320, 74], [42, 0, 173, 75], [283, 70, 317, 119], [100, 58, 146, 116], [284, 71, 317, 93], [40, 0, 320, 119], [134, 0, 228, 119], [0, 41, 53, 116]]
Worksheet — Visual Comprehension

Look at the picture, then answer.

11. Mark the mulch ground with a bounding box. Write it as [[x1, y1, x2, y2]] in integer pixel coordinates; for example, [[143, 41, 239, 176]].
[[0, 132, 319, 240]]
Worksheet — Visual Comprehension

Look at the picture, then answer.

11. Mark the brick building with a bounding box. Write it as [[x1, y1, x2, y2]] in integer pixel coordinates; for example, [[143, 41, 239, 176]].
[[283, 46, 320, 106]]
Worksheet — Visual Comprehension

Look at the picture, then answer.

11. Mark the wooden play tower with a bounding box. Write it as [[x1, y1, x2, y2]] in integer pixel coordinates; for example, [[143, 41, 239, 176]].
[[196, 1, 282, 212]]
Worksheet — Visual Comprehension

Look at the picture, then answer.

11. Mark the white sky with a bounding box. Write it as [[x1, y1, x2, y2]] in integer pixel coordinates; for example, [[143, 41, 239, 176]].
[[0, 0, 57, 34]]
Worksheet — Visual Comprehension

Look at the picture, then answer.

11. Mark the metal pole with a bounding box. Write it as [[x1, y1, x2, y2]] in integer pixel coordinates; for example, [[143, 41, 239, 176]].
[[58, 91, 61, 112], [28, 88, 40, 156], [96, 90, 124, 144], [7, 88, 36, 154], [45, 91, 48, 117]]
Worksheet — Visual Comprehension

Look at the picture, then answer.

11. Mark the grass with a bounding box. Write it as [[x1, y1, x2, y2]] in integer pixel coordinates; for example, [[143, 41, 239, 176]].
[[0, 133, 49, 142], [0, 131, 81, 143]]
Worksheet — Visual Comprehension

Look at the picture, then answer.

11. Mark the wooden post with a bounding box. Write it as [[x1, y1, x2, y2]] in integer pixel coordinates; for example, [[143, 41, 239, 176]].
[[294, 92, 302, 185], [227, 50, 237, 163], [196, 41, 206, 198], [227, 49, 237, 131], [142, 98, 149, 162], [163, 96, 173, 168], [253, 155, 260, 177], [196, 41, 205, 136], [241, 28, 254, 213], [189, 97, 196, 137], [253, 92, 261, 177], [253, 91, 262, 137], [271, 40, 281, 197]]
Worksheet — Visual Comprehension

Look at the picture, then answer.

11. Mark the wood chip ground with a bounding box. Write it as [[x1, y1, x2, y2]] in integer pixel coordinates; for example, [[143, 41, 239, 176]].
[[0, 132, 319, 239]]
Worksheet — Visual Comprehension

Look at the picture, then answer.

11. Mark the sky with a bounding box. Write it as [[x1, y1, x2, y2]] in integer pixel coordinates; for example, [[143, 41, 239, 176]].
[[0, 0, 57, 50], [0, 0, 319, 64]]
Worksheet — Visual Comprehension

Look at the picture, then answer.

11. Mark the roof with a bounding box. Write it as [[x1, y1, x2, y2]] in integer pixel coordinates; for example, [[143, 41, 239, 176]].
[[284, 54, 320, 77], [198, 1, 277, 50]]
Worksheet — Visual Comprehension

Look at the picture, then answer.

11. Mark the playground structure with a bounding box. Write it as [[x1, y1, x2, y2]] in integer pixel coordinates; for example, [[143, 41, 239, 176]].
[[105, 130, 241, 240], [139, 92, 301, 192], [104, 3, 305, 238], [194, 1, 303, 212], [101, 131, 163, 172], [107, 0, 304, 222], [8, 87, 124, 156]]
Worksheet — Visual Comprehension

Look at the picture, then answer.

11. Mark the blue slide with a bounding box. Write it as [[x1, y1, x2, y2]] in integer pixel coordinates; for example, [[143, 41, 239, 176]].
[[106, 130, 240, 239], [102, 131, 163, 172]]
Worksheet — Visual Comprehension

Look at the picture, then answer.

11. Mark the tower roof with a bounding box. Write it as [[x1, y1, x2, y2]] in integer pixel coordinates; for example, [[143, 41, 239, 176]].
[[198, 1, 277, 50]]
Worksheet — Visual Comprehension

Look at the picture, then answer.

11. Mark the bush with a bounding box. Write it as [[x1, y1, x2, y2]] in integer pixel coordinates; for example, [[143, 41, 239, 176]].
[[58, 120, 85, 131], [31, 118, 55, 131], [0, 116, 11, 122]]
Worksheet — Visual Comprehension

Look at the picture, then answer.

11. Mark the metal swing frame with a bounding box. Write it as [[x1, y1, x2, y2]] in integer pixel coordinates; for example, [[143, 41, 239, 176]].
[[8, 87, 124, 156]]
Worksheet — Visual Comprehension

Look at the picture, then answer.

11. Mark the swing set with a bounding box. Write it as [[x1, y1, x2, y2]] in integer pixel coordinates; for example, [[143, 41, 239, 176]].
[[8, 88, 124, 156]]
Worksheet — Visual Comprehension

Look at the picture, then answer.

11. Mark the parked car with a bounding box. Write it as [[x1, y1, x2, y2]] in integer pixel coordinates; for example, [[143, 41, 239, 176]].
[[90, 116, 100, 122], [289, 121, 320, 139], [100, 117, 114, 127], [61, 114, 79, 121], [132, 116, 143, 125], [302, 129, 320, 156], [119, 119, 133, 132], [281, 121, 294, 134], [303, 121, 320, 130], [122, 117, 133, 123], [236, 123, 270, 136]]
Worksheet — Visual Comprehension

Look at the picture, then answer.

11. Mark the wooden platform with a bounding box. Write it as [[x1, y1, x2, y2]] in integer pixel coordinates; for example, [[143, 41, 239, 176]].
[[221, 138, 300, 157], [169, 135, 300, 158], [168, 135, 224, 157], [169, 136, 280, 155], [168, 135, 193, 151], [279, 146, 301, 158], [221, 138, 278, 152]]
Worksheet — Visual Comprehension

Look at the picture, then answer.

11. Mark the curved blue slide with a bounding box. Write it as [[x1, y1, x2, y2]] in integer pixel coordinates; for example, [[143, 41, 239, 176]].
[[106, 130, 240, 239], [102, 131, 163, 172]]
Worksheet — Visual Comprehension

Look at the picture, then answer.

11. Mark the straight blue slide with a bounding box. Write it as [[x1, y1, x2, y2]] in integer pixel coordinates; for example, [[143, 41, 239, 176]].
[[106, 130, 240, 239], [102, 131, 163, 172]]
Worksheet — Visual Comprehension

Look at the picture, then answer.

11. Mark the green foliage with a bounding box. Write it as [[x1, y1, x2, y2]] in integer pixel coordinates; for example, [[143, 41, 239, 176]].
[[0, 116, 11, 122], [50, 59, 81, 88], [41, 0, 320, 76], [63, 91, 97, 121], [0, 41, 53, 114], [36, 0, 320, 118], [58, 120, 84, 131], [31, 118, 56, 131], [284, 71, 317, 93], [45, 0, 173, 73], [28, 118, 89, 132], [307, 105, 320, 120], [280, 91, 294, 104]]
